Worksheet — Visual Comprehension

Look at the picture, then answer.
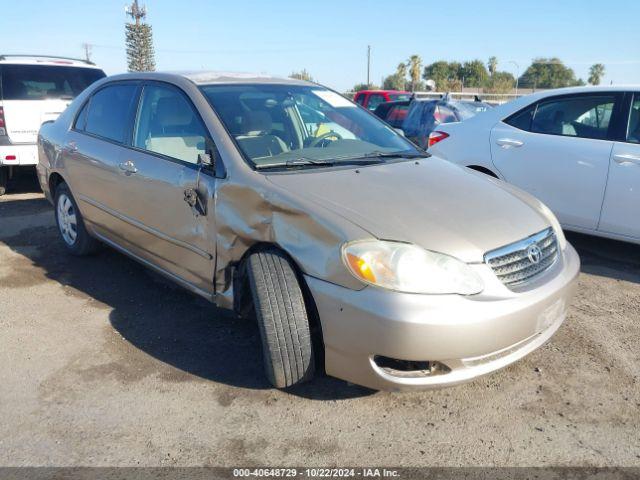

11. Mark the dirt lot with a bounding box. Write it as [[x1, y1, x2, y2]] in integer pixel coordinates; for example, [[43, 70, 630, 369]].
[[0, 173, 639, 467]]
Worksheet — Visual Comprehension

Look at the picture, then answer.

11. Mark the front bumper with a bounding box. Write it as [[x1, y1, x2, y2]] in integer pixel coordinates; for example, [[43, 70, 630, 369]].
[[0, 144, 38, 166], [306, 243, 580, 391]]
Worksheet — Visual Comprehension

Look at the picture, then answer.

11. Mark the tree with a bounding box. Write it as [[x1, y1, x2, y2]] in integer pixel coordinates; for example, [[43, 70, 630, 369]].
[[488, 56, 498, 77], [588, 63, 605, 85], [351, 83, 377, 92], [518, 58, 580, 89], [290, 69, 314, 81], [460, 60, 488, 88], [485, 71, 516, 94], [407, 55, 423, 92], [125, 0, 155, 72], [383, 63, 409, 90], [423, 61, 461, 91]]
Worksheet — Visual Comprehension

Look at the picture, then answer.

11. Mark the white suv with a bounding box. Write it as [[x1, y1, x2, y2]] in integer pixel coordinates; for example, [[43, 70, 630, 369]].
[[0, 55, 105, 194]]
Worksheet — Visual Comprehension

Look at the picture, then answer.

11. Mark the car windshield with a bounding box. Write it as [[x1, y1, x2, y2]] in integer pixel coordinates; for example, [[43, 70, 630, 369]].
[[452, 101, 492, 120], [0, 64, 106, 101], [200, 84, 422, 168]]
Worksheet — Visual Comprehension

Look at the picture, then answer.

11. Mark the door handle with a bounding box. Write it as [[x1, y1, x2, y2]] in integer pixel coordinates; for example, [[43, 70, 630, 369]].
[[64, 141, 78, 153], [496, 138, 524, 148], [118, 160, 138, 174], [613, 153, 640, 165]]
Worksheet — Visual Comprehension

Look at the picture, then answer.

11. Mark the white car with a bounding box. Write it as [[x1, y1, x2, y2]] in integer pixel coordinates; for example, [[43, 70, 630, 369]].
[[0, 55, 105, 194], [429, 86, 640, 244]]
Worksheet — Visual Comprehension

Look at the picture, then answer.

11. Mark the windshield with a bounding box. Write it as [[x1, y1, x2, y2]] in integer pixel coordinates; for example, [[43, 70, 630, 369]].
[[452, 101, 492, 120], [200, 84, 422, 168], [0, 64, 106, 101]]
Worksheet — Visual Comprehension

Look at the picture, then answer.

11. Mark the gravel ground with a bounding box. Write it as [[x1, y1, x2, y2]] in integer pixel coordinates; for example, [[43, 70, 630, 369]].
[[0, 173, 639, 467]]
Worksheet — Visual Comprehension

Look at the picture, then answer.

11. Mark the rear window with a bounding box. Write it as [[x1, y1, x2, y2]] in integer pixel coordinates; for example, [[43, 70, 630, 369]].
[[0, 64, 106, 101], [388, 93, 411, 101], [452, 101, 492, 120]]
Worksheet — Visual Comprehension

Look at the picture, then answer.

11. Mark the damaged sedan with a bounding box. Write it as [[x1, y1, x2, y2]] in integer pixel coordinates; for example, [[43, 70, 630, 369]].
[[37, 72, 580, 391]]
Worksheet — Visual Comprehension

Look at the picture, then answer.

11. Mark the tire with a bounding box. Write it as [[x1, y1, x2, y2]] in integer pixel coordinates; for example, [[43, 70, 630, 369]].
[[246, 248, 315, 388], [54, 182, 100, 255], [0, 167, 7, 196]]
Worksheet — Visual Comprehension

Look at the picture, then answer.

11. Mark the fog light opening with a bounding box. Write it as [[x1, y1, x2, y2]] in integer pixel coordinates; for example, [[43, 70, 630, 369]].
[[373, 356, 451, 378]]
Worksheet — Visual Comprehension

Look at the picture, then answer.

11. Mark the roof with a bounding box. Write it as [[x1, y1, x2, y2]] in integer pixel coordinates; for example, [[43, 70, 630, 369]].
[[0, 54, 100, 68], [178, 70, 312, 86], [355, 90, 410, 95]]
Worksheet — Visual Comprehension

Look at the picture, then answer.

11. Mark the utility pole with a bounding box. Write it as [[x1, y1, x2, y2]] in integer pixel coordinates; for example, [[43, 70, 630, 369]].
[[367, 45, 371, 87], [82, 43, 92, 63], [508, 61, 520, 96]]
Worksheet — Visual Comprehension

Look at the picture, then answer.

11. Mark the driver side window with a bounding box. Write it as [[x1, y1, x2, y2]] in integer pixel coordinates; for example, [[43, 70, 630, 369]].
[[133, 84, 208, 164]]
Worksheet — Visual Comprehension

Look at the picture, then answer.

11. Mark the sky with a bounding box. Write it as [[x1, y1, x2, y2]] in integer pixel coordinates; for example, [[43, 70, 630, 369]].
[[2, 0, 639, 92]]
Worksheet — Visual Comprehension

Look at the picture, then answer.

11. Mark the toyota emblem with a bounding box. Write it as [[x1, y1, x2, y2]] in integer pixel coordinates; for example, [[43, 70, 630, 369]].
[[527, 244, 542, 264]]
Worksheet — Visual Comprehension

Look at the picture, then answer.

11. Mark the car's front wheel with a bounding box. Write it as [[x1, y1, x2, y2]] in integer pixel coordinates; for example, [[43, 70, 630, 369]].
[[54, 182, 99, 255], [246, 248, 315, 388]]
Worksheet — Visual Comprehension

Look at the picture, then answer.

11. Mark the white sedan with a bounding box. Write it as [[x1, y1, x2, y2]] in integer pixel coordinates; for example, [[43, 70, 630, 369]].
[[429, 86, 640, 244]]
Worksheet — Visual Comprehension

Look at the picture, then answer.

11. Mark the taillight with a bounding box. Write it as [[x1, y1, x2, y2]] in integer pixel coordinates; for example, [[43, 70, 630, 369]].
[[0, 107, 6, 136], [428, 130, 449, 148]]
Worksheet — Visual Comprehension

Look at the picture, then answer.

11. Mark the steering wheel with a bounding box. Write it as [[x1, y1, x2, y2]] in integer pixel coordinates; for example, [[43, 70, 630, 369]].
[[308, 130, 343, 148]]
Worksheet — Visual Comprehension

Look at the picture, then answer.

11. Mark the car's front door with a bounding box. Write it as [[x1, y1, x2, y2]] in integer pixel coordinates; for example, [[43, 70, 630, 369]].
[[110, 82, 218, 297], [598, 92, 640, 239], [490, 93, 621, 230]]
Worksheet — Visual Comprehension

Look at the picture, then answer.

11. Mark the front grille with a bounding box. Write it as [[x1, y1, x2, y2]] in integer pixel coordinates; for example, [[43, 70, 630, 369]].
[[485, 228, 558, 288]]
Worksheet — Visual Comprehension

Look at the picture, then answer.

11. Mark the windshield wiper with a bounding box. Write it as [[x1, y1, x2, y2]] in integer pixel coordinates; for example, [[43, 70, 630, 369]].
[[255, 158, 337, 170], [351, 150, 429, 160]]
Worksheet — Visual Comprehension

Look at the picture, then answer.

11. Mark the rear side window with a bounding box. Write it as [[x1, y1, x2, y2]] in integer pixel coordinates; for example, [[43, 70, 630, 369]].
[[627, 94, 640, 144], [531, 95, 615, 140], [0, 64, 105, 100], [84, 84, 138, 143], [505, 104, 536, 131]]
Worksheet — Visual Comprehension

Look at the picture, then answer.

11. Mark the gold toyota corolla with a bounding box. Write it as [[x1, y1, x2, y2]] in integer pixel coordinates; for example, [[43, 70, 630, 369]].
[[37, 72, 580, 391]]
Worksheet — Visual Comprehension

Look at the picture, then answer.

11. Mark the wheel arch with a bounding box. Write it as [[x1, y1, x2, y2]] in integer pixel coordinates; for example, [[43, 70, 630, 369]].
[[466, 164, 499, 178]]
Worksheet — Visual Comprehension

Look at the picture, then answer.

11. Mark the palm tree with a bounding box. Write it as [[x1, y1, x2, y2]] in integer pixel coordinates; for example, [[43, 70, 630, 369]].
[[488, 56, 498, 77], [394, 62, 407, 90], [407, 55, 423, 92], [588, 63, 605, 85]]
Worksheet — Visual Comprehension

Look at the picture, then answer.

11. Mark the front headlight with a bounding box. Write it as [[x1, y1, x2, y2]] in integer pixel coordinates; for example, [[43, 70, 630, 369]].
[[342, 240, 483, 295]]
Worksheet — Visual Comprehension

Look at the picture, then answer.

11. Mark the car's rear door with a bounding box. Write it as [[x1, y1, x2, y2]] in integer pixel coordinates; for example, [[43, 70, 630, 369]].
[[64, 81, 141, 237], [598, 92, 640, 239], [108, 81, 217, 296], [490, 92, 621, 230]]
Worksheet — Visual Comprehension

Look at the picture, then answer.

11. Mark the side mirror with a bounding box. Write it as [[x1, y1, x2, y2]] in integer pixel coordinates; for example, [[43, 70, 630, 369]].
[[198, 152, 213, 167]]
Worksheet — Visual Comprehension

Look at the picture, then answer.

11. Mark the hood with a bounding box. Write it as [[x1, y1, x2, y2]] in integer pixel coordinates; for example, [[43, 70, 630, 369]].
[[266, 157, 550, 263]]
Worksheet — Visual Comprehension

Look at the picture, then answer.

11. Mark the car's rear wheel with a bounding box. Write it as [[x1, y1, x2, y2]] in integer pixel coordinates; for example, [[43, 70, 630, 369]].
[[246, 248, 315, 388], [54, 182, 99, 255]]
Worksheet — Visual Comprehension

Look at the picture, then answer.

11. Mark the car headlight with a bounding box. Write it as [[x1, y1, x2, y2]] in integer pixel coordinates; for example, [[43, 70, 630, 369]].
[[342, 240, 483, 295]]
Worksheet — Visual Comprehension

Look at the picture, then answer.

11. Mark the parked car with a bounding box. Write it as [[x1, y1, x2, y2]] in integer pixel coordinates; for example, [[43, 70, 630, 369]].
[[402, 95, 492, 149], [373, 100, 411, 129], [353, 89, 411, 111], [0, 55, 106, 195], [429, 86, 640, 245], [37, 72, 579, 391]]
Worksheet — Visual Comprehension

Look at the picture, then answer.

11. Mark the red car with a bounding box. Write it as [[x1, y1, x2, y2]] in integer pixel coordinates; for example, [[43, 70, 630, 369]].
[[353, 90, 411, 111]]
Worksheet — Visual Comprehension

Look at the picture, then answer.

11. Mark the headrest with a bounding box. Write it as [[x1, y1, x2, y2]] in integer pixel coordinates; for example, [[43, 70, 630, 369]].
[[155, 96, 193, 127], [244, 110, 272, 135]]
